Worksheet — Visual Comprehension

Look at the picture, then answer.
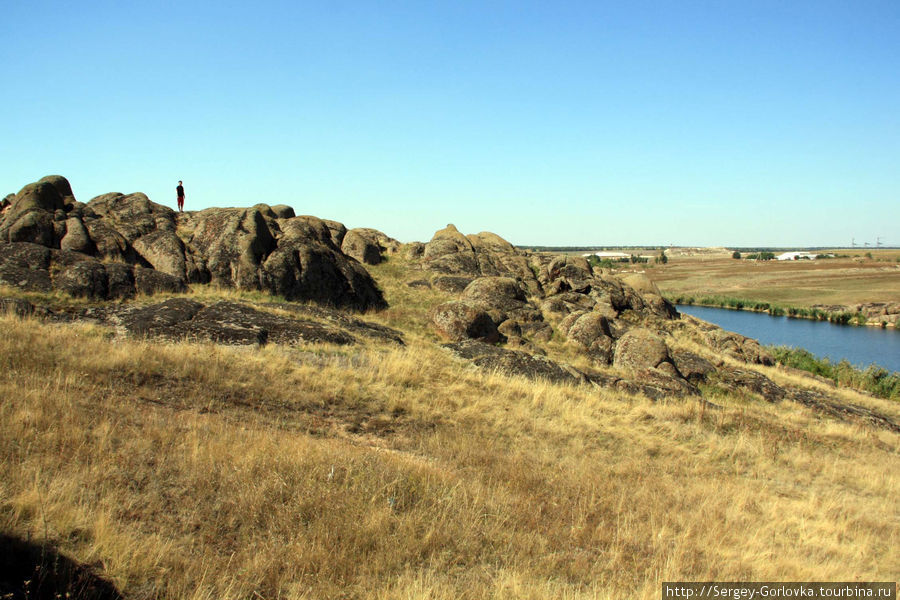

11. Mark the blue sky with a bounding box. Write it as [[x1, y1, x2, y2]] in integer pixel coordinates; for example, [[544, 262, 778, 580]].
[[2, 1, 898, 246]]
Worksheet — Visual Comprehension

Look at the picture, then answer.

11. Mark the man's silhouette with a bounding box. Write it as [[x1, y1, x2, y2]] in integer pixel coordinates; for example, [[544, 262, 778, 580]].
[[176, 180, 185, 212]]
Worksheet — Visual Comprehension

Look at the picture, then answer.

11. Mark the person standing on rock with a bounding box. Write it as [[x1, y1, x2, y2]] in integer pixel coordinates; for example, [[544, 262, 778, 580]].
[[176, 180, 185, 212]]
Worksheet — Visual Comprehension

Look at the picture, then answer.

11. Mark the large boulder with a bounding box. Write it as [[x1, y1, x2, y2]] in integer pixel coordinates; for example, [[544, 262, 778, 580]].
[[460, 276, 530, 318], [566, 312, 615, 364], [60, 217, 95, 254], [423, 224, 479, 274], [613, 328, 671, 371], [703, 328, 774, 365], [0, 180, 69, 246], [341, 227, 401, 265], [429, 301, 499, 343], [670, 349, 716, 384], [341, 229, 383, 265]]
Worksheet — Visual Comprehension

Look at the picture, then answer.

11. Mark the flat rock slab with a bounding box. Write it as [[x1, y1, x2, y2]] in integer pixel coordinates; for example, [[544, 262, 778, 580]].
[[262, 302, 404, 345], [108, 300, 360, 346], [442, 340, 585, 385]]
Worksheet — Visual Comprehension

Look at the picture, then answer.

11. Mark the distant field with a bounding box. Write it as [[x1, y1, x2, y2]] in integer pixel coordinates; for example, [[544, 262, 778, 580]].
[[646, 249, 900, 307]]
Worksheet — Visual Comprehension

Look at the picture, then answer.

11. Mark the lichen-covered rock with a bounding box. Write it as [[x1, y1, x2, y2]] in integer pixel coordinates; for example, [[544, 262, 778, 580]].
[[271, 204, 295, 219], [460, 277, 532, 323], [614, 328, 671, 371], [0, 241, 185, 300], [341, 228, 401, 265], [704, 328, 774, 365], [405, 242, 425, 260], [670, 349, 716, 384], [432, 276, 474, 293], [60, 217, 95, 254], [0, 242, 53, 292], [262, 302, 404, 345], [322, 219, 347, 248], [429, 301, 499, 343], [616, 368, 699, 399], [0, 298, 37, 317], [715, 368, 786, 402], [442, 340, 584, 385], [566, 312, 612, 347], [341, 229, 383, 265], [112, 300, 359, 346]]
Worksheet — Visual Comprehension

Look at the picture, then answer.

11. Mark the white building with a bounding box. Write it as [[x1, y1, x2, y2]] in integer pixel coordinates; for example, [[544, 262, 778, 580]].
[[776, 252, 819, 261]]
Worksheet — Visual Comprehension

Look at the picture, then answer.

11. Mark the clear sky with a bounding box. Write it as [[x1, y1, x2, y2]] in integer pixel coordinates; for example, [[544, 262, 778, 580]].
[[2, 0, 898, 247]]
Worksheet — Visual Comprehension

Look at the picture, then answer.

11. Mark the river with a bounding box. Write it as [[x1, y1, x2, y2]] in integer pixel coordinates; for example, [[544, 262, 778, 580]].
[[676, 304, 900, 373]]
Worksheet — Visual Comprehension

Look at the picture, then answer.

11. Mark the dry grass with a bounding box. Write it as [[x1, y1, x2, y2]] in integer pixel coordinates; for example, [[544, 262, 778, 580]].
[[647, 253, 900, 307], [2, 310, 898, 599]]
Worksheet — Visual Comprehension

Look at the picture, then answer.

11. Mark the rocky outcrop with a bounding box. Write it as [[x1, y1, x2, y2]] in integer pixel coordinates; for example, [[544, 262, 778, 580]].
[[0, 241, 186, 299], [421, 225, 540, 293], [0, 176, 386, 311], [812, 302, 900, 327]]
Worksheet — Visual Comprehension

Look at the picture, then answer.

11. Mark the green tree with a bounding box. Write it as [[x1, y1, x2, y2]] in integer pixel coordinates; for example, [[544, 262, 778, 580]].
[[732, 251, 741, 259]]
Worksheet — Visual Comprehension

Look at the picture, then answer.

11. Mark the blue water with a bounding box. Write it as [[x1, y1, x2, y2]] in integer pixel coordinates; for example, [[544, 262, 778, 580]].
[[677, 304, 900, 373]]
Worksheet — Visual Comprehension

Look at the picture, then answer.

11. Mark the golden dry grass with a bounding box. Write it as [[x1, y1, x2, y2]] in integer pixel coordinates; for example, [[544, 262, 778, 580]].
[[647, 253, 900, 307], [1, 309, 898, 599]]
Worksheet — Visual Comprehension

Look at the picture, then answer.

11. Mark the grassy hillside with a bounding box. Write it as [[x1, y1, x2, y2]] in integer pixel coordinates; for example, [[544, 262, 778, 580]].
[[1, 256, 899, 599]]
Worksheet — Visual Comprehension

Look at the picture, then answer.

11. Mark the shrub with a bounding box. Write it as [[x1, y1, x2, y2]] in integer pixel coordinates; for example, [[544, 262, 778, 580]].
[[732, 251, 742, 259], [769, 346, 900, 400]]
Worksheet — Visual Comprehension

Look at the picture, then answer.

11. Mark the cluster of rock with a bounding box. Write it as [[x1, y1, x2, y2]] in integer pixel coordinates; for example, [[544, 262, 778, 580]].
[[0, 176, 385, 310], [409, 225, 898, 431], [415, 225, 709, 396]]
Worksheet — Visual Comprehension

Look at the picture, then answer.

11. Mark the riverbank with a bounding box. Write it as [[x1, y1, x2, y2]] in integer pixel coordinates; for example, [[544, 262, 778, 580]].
[[670, 294, 899, 328]]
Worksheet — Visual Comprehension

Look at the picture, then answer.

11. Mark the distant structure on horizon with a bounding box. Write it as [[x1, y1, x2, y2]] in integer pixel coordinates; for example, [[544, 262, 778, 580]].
[[775, 251, 831, 261], [582, 251, 630, 259]]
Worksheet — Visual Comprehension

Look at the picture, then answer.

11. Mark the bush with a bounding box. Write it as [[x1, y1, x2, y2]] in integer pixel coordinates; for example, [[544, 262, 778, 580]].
[[769, 346, 900, 400], [732, 251, 742, 259]]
